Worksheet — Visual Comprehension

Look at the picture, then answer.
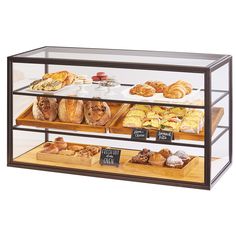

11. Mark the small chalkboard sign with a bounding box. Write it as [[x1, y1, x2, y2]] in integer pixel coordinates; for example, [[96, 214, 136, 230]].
[[156, 130, 173, 141], [131, 128, 149, 140], [100, 148, 121, 167]]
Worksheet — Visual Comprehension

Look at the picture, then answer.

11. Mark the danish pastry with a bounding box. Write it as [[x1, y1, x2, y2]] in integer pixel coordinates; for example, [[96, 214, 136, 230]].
[[129, 84, 156, 97], [145, 81, 167, 93]]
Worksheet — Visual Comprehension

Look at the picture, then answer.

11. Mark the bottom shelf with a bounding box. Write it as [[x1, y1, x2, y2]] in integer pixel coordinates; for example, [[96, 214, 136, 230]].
[[14, 143, 204, 183]]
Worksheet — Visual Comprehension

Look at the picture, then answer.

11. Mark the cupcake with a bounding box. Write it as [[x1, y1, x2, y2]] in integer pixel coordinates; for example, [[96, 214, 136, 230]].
[[166, 155, 184, 168]]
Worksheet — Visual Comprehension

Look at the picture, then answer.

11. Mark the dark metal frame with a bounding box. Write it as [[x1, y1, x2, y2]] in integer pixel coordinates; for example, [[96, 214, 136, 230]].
[[7, 46, 233, 190]]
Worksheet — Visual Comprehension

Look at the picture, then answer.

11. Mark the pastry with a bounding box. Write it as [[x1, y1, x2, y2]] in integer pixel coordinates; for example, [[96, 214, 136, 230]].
[[143, 118, 160, 128], [163, 82, 187, 99], [129, 84, 156, 97], [32, 97, 58, 121], [175, 80, 192, 95], [75, 146, 101, 158], [58, 99, 84, 123], [145, 81, 167, 93], [166, 155, 184, 168], [148, 153, 166, 166], [151, 106, 168, 115], [59, 149, 75, 156], [84, 101, 111, 126], [29, 78, 63, 91], [169, 107, 187, 118], [123, 116, 143, 128], [92, 72, 108, 82], [158, 148, 172, 158], [68, 145, 85, 151], [146, 111, 160, 119], [126, 110, 146, 119], [130, 104, 151, 113], [41, 143, 59, 154], [131, 148, 153, 164], [43, 71, 76, 86], [160, 120, 180, 132], [54, 137, 67, 150], [179, 120, 201, 133], [174, 150, 190, 163]]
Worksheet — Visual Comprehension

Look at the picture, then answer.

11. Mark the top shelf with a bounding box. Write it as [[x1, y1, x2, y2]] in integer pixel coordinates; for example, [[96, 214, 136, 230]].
[[10, 46, 229, 69]]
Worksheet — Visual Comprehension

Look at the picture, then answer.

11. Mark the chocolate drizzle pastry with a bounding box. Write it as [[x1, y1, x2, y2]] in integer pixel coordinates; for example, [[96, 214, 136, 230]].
[[131, 148, 154, 164]]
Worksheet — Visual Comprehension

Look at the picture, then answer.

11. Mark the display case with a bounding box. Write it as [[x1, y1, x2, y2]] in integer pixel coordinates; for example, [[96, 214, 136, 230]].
[[7, 46, 232, 189]]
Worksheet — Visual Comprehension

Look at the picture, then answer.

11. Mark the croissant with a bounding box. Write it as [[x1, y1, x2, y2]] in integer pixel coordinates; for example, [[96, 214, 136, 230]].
[[130, 84, 156, 97], [163, 83, 187, 99], [175, 80, 192, 95], [145, 81, 167, 93]]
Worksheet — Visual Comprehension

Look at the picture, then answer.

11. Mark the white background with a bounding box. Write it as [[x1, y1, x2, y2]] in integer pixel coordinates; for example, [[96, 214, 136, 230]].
[[0, 0, 236, 235]]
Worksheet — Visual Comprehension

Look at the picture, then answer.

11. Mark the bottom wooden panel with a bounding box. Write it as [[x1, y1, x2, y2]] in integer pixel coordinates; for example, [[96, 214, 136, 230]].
[[14, 144, 204, 183]]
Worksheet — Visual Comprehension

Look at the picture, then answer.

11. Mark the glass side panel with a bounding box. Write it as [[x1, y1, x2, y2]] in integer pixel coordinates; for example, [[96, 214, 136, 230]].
[[13, 46, 225, 67], [211, 63, 230, 182]]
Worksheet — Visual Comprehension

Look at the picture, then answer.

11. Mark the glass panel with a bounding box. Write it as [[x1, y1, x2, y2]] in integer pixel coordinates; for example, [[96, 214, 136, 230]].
[[211, 63, 230, 182], [14, 46, 225, 67]]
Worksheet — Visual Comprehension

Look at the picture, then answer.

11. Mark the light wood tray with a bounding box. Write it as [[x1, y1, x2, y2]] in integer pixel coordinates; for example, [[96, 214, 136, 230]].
[[109, 105, 224, 141], [16, 103, 130, 133], [36, 142, 104, 166], [123, 157, 199, 177]]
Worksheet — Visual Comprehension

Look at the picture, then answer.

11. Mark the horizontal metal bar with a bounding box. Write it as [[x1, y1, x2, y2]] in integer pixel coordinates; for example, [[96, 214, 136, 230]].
[[9, 46, 47, 58], [10, 56, 208, 73], [211, 91, 229, 106], [12, 126, 205, 148], [211, 127, 229, 145], [12, 92, 205, 109], [209, 55, 232, 72]]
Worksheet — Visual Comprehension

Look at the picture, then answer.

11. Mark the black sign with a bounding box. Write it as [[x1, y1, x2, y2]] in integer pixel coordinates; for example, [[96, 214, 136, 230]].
[[100, 148, 121, 167], [131, 128, 149, 140], [156, 130, 173, 141]]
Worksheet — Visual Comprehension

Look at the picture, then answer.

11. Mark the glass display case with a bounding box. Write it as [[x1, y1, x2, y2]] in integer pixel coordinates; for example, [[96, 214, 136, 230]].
[[7, 46, 232, 189]]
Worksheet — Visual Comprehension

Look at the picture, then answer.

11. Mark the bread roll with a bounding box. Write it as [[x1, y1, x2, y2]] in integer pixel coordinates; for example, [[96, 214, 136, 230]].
[[32, 97, 58, 121], [58, 99, 84, 123], [84, 101, 111, 126]]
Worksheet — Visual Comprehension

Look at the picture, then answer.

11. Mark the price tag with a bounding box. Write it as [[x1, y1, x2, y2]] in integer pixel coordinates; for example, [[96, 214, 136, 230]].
[[100, 148, 121, 167], [156, 130, 173, 141], [131, 128, 149, 140]]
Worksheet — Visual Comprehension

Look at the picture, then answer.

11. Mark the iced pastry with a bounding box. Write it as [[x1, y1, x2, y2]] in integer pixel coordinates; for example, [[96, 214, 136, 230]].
[[174, 150, 190, 163], [166, 155, 184, 168]]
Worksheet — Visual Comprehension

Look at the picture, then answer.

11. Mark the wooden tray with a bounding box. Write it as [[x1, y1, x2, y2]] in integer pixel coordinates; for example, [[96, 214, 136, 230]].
[[109, 105, 224, 141], [36, 142, 104, 166], [123, 156, 199, 177], [16, 103, 130, 133]]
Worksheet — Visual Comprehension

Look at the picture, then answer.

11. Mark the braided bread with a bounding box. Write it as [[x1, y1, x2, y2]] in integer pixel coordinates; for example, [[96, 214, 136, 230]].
[[163, 83, 187, 99]]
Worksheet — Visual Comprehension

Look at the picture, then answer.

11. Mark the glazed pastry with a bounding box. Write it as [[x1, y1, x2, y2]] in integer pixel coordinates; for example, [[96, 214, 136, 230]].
[[166, 155, 184, 168], [158, 148, 172, 158], [175, 80, 192, 95], [145, 81, 167, 93], [84, 101, 111, 126], [129, 84, 156, 97], [148, 153, 166, 166], [130, 104, 151, 113], [54, 137, 67, 150], [58, 99, 84, 123], [163, 82, 187, 99], [30, 78, 63, 91], [123, 116, 143, 128], [126, 110, 146, 119], [43, 70, 77, 86], [41, 143, 59, 154], [131, 148, 153, 164], [174, 150, 190, 163], [32, 97, 58, 121], [59, 149, 75, 156]]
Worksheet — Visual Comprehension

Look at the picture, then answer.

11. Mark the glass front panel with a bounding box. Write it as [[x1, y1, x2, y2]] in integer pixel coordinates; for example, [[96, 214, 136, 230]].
[[11, 61, 209, 185]]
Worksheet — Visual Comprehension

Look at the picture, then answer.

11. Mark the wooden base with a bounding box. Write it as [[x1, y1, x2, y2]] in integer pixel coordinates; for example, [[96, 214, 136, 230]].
[[14, 143, 204, 183], [109, 105, 224, 141]]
